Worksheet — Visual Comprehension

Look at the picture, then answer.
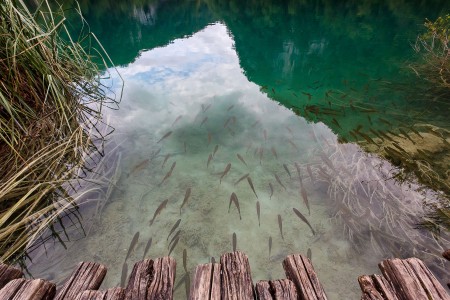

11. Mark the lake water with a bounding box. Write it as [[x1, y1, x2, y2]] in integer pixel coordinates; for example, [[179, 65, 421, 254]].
[[24, 1, 449, 299]]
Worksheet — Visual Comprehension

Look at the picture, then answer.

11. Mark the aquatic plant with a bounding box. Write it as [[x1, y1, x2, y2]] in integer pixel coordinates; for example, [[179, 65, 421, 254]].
[[0, 0, 120, 262]]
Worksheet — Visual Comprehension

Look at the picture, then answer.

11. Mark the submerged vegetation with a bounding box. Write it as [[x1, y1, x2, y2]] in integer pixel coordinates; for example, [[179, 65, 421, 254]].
[[0, 0, 120, 262]]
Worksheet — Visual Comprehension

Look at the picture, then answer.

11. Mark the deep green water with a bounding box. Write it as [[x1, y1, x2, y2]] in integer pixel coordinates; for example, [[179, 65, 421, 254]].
[[25, 1, 449, 298]]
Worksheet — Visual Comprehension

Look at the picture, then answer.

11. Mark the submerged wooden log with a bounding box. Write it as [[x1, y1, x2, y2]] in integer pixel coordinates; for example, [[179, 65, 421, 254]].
[[0, 264, 23, 289], [255, 279, 297, 300], [379, 258, 449, 300], [358, 274, 399, 300], [0, 278, 55, 300], [189, 263, 220, 300], [75, 287, 125, 300], [220, 251, 254, 300], [282, 254, 327, 300], [55, 262, 107, 300], [125, 257, 176, 300]]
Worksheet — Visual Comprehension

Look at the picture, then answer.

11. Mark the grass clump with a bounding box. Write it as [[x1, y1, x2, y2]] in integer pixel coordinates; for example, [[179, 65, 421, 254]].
[[0, 0, 120, 262]]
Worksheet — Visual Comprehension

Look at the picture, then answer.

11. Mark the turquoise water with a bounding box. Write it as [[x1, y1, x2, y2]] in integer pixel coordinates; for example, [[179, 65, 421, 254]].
[[25, 1, 449, 299]]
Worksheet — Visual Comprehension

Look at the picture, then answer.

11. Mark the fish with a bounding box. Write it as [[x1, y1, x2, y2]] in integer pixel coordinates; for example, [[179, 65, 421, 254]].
[[171, 115, 182, 127], [294, 162, 302, 180], [269, 236, 272, 258], [157, 131, 173, 143], [152, 148, 162, 158], [167, 220, 181, 241], [251, 120, 260, 128], [283, 164, 292, 179], [124, 232, 139, 262], [256, 201, 260, 227], [168, 230, 181, 249], [121, 262, 128, 287], [357, 131, 377, 145], [227, 105, 234, 111], [128, 159, 150, 177], [168, 236, 179, 256], [200, 117, 208, 126], [183, 249, 188, 273], [278, 215, 284, 240], [274, 173, 287, 190], [213, 145, 219, 157], [211, 257, 216, 264], [300, 186, 311, 215], [185, 271, 190, 298], [207, 154, 213, 168], [302, 92, 312, 100], [159, 162, 176, 186], [409, 126, 423, 138], [219, 163, 231, 184], [269, 183, 274, 199], [272, 88, 276, 94], [162, 154, 171, 169], [184, 142, 187, 153], [236, 153, 247, 167], [307, 248, 312, 261], [288, 140, 299, 152], [293, 208, 315, 235], [142, 238, 152, 259], [378, 117, 392, 126], [224, 117, 232, 128], [174, 273, 187, 292], [232, 232, 237, 251], [202, 103, 211, 113], [180, 188, 192, 215], [227, 127, 235, 136], [247, 177, 258, 198], [292, 92, 298, 98], [259, 147, 264, 164], [399, 128, 415, 144], [229, 193, 241, 220], [149, 199, 169, 226], [332, 118, 342, 129], [271, 147, 278, 159], [208, 132, 212, 145], [234, 173, 249, 186], [263, 129, 267, 142]]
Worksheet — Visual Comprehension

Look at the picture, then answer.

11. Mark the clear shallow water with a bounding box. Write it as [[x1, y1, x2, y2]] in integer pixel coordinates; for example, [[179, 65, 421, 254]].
[[24, 1, 450, 299]]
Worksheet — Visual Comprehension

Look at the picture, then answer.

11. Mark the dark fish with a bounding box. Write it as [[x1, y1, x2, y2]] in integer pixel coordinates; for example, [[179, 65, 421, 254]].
[[227, 105, 234, 111], [183, 249, 187, 273], [232, 232, 237, 251], [271, 147, 278, 159], [234, 173, 249, 186], [251, 120, 260, 128], [227, 127, 235, 136], [294, 162, 302, 180], [157, 131, 172, 143], [174, 273, 187, 292], [213, 145, 219, 157], [293, 208, 315, 235], [185, 272, 190, 298], [162, 153, 171, 169], [208, 132, 212, 145], [159, 162, 176, 186], [149, 199, 169, 226], [278, 215, 284, 240], [307, 248, 312, 261], [247, 177, 258, 198], [143, 238, 152, 260], [121, 262, 128, 287], [168, 230, 181, 249], [302, 92, 312, 100], [269, 183, 274, 199], [263, 129, 267, 142], [378, 117, 392, 126], [269, 236, 272, 258], [256, 201, 260, 227], [399, 128, 415, 144], [180, 188, 192, 215], [301, 186, 311, 215], [207, 154, 213, 168], [168, 236, 179, 256], [152, 148, 162, 158], [171, 115, 182, 127], [288, 140, 299, 152], [332, 118, 342, 129], [124, 232, 139, 262], [236, 154, 247, 166], [224, 117, 232, 128], [219, 163, 231, 184], [229, 192, 241, 220], [202, 103, 211, 113], [211, 257, 216, 264], [200, 117, 208, 126], [167, 219, 181, 241], [259, 147, 264, 165], [274, 173, 287, 190], [128, 159, 150, 177], [283, 164, 292, 179]]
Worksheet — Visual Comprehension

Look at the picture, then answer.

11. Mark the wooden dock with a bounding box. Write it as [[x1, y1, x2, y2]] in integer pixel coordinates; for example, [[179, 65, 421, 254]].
[[0, 251, 448, 299]]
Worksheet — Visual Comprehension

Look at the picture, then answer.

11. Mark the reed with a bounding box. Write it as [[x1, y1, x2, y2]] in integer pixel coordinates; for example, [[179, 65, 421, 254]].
[[0, 0, 120, 262]]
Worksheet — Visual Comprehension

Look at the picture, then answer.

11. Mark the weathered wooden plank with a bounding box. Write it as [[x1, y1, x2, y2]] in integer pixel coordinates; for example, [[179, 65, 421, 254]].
[[283, 254, 327, 300], [0, 278, 55, 300], [189, 263, 220, 300], [76, 288, 125, 300], [255, 279, 297, 300], [55, 262, 107, 300], [379, 258, 428, 300], [403, 258, 449, 300], [358, 275, 398, 300], [442, 250, 450, 261], [220, 251, 254, 300], [0, 263, 23, 289], [125, 257, 176, 300]]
